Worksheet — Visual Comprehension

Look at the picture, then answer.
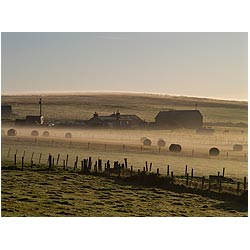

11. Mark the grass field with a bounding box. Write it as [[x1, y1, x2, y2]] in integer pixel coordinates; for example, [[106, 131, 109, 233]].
[[1, 93, 248, 216], [1, 169, 247, 217]]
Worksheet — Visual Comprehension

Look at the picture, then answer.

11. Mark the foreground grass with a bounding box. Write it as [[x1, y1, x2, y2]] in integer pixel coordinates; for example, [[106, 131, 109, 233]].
[[1, 168, 247, 217]]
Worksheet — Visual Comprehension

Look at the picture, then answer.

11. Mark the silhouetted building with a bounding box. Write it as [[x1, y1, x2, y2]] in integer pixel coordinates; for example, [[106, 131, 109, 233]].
[[88, 111, 145, 128], [15, 115, 45, 126], [1, 105, 12, 117], [155, 110, 203, 129]]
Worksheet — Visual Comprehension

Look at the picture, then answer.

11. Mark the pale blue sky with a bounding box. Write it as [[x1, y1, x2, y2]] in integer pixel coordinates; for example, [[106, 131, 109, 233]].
[[1, 32, 248, 100]]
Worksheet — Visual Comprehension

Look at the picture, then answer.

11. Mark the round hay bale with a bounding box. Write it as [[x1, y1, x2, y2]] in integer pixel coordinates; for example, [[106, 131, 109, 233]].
[[31, 130, 39, 137], [65, 132, 72, 139], [140, 137, 151, 146], [1, 129, 5, 135], [233, 144, 243, 151], [169, 144, 182, 152], [209, 147, 220, 156], [158, 138, 166, 147], [43, 131, 50, 137], [7, 128, 17, 136]]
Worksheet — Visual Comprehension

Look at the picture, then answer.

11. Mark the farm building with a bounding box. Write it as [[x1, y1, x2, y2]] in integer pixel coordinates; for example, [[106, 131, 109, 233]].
[[155, 110, 203, 129], [87, 111, 145, 128], [15, 115, 45, 126], [1, 105, 12, 117]]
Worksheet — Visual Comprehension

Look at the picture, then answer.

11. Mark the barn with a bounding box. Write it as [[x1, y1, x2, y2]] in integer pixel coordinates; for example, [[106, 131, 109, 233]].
[[15, 115, 45, 126], [1, 105, 12, 117], [155, 110, 203, 129], [87, 111, 145, 128]]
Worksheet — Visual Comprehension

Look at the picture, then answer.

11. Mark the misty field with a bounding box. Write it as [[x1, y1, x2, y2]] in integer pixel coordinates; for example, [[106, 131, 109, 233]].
[[1, 93, 248, 216]]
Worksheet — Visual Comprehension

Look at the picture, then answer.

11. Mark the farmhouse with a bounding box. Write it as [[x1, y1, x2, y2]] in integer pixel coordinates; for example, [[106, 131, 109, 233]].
[[1, 105, 12, 117], [15, 115, 45, 126], [155, 110, 203, 129], [87, 111, 145, 128]]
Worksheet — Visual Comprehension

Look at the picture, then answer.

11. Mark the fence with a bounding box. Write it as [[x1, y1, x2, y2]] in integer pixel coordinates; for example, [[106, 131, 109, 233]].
[[1, 135, 248, 162], [2, 147, 248, 197]]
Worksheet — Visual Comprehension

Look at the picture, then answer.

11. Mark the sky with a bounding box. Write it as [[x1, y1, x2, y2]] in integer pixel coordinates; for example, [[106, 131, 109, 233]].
[[1, 32, 248, 101]]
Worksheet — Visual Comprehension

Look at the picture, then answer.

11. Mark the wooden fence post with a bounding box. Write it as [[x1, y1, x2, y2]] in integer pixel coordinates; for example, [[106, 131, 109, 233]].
[[56, 154, 60, 165], [98, 159, 102, 172], [222, 168, 225, 177], [124, 158, 128, 168], [88, 157, 92, 170], [31, 160, 33, 168], [244, 177, 247, 191], [52, 157, 55, 167], [191, 169, 193, 179], [31, 152, 34, 162], [63, 160, 66, 171], [74, 156, 78, 170], [48, 154, 52, 169], [145, 161, 148, 172], [171, 171, 174, 178], [22, 156, 24, 171], [130, 166, 133, 176], [66, 154, 69, 168], [157, 168, 159, 176], [185, 165, 187, 176], [14, 154, 16, 166], [167, 165, 169, 176], [150, 163, 152, 172], [208, 178, 211, 191]]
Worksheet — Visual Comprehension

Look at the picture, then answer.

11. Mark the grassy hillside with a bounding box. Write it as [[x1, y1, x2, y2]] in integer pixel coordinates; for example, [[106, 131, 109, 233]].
[[1, 92, 248, 124]]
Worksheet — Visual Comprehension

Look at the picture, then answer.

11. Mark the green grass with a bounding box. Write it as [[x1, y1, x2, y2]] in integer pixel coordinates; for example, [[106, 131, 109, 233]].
[[1, 169, 247, 217]]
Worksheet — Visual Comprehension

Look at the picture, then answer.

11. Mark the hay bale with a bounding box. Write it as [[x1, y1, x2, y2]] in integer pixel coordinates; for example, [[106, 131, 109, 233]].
[[233, 144, 243, 151], [43, 131, 49, 137], [140, 137, 151, 146], [169, 144, 181, 152], [31, 130, 39, 137], [1, 129, 5, 135], [65, 132, 72, 139], [158, 138, 166, 147], [209, 147, 220, 156], [7, 128, 17, 136]]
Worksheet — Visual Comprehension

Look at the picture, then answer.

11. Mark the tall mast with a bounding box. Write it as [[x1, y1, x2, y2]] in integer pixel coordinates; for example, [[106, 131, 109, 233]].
[[39, 98, 42, 116]]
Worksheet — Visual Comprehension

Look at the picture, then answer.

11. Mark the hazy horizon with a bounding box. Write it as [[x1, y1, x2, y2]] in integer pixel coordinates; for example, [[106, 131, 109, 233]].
[[1, 33, 248, 101], [1, 90, 247, 102]]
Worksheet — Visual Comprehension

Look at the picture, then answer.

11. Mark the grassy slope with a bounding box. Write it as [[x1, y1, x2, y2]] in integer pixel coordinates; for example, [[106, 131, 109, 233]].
[[1, 93, 248, 124], [1, 170, 247, 217]]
